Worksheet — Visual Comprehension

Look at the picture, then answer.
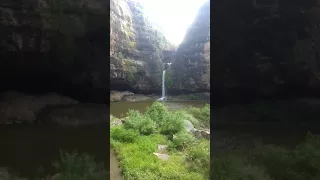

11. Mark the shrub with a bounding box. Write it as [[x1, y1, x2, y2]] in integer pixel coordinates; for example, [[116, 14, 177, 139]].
[[145, 102, 168, 125], [189, 104, 210, 128], [171, 130, 195, 150], [186, 139, 210, 177], [110, 126, 139, 143], [212, 154, 272, 180], [124, 110, 157, 135], [249, 134, 320, 180], [179, 110, 201, 129], [212, 134, 320, 180], [52, 150, 107, 180], [160, 110, 185, 136]]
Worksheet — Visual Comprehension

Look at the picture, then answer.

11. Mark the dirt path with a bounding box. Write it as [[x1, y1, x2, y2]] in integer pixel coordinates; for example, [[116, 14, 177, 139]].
[[110, 149, 122, 180]]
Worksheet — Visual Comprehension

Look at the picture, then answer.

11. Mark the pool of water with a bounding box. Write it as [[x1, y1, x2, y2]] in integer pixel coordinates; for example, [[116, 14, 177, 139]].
[[110, 100, 207, 118], [0, 125, 108, 178]]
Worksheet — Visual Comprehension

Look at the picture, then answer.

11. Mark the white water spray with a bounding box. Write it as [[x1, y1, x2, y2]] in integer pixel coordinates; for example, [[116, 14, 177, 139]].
[[158, 63, 171, 101], [161, 70, 166, 99]]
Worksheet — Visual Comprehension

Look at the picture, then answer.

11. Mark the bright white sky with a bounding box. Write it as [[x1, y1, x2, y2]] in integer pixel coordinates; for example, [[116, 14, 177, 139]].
[[138, 0, 207, 46]]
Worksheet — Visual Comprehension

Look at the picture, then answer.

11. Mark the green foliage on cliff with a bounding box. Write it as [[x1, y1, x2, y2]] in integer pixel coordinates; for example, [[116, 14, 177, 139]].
[[110, 102, 210, 179], [127, 71, 136, 84], [117, 52, 125, 59], [165, 71, 173, 89], [129, 41, 135, 48]]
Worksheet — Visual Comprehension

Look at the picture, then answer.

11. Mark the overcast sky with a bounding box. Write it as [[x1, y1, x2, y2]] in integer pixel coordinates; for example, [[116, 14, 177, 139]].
[[138, 0, 207, 46]]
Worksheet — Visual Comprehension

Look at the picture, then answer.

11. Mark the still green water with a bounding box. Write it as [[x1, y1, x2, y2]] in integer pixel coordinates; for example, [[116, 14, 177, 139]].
[[110, 100, 207, 118]]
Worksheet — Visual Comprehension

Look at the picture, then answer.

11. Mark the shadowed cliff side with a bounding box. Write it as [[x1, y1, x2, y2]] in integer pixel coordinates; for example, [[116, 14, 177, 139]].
[[0, 0, 109, 103], [167, 0, 210, 94], [110, 0, 175, 94], [208, 0, 320, 104]]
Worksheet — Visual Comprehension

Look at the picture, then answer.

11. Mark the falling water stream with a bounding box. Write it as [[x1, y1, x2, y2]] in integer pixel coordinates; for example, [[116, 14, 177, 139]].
[[161, 70, 166, 99], [158, 63, 171, 101]]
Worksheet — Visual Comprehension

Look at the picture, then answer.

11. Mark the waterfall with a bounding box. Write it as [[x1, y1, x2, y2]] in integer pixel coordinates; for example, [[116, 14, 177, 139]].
[[157, 63, 171, 102], [161, 70, 166, 99]]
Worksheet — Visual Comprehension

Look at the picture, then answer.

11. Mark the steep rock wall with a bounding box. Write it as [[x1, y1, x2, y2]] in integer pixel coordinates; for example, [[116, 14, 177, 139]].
[[168, 0, 210, 94], [0, 0, 109, 103], [110, 0, 174, 93], [210, 0, 320, 103]]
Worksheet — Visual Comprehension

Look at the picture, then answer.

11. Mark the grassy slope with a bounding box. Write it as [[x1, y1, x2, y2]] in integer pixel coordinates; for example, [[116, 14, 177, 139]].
[[110, 102, 210, 180]]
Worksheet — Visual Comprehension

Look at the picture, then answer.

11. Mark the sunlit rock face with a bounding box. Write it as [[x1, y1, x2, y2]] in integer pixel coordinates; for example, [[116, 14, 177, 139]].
[[168, 0, 210, 94], [209, 0, 320, 103], [0, 0, 109, 103], [110, 0, 175, 93]]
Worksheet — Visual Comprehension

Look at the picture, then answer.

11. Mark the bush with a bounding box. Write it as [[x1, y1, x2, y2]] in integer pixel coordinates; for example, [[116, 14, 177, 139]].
[[52, 150, 106, 180], [189, 104, 210, 128], [160, 110, 185, 136], [213, 134, 320, 180], [212, 154, 272, 180], [249, 134, 320, 180], [171, 130, 195, 150], [124, 110, 157, 135], [186, 139, 210, 177], [145, 102, 168, 125], [110, 126, 139, 143]]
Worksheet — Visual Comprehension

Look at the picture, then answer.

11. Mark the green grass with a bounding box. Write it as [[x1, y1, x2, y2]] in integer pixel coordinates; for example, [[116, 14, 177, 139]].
[[188, 104, 210, 128], [111, 102, 210, 180], [212, 133, 320, 180], [52, 151, 107, 180], [6, 150, 107, 180]]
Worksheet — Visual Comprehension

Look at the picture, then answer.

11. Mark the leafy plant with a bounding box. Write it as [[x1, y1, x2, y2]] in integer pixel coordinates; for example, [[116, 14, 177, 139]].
[[188, 104, 210, 128], [124, 110, 157, 135], [52, 150, 107, 180], [110, 126, 139, 143]]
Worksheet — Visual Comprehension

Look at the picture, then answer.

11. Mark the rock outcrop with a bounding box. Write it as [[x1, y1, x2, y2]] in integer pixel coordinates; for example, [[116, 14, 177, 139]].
[[0, 91, 108, 125], [168, 0, 210, 94], [110, 0, 175, 93], [0, 0, 109, 103], [209, 0, 320, 104]]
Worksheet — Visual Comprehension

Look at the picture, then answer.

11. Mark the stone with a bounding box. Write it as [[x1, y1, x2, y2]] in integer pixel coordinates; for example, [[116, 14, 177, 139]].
[[184, 120, 195, 132], [191, 129, 210, 139], [0, 92, 78, 124], [201, 130, 210, 139], [0, 167, 10, 180], [36, 103, 109, 126], [153, 153, 170, 160], [157, 144, 168, 152]]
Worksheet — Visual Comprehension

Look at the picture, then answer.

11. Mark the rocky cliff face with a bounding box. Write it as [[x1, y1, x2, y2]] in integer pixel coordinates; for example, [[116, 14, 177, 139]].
[[209, 0, 320, 103], [0, 0, 109, 103], [168, 0, 210, 94], [110, 0, 174, 93]]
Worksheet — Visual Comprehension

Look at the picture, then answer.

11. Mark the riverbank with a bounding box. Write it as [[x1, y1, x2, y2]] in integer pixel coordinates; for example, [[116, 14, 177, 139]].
[[110, 102, 210, 179], [110, 90, 210, 102]]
